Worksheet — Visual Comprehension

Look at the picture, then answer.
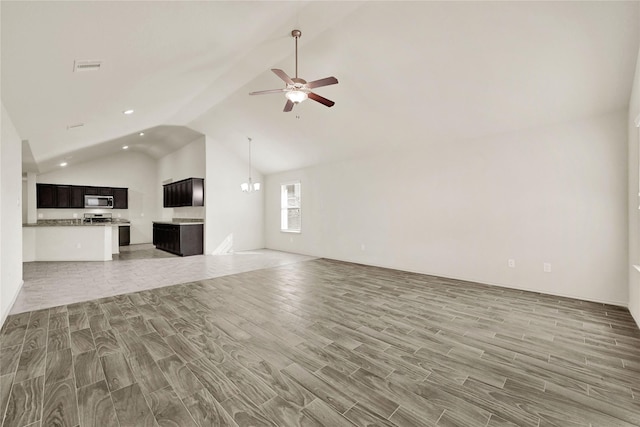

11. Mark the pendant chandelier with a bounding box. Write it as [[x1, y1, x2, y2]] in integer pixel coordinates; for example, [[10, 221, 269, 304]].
[[241, 137, 261, 193]]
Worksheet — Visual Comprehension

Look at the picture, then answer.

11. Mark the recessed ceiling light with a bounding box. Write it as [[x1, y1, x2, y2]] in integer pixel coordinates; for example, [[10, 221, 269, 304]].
[[123, 109, 134, 115], [139, 132, 145, 136], [122, 146, 129, 150], [60, 162, 68, 167]]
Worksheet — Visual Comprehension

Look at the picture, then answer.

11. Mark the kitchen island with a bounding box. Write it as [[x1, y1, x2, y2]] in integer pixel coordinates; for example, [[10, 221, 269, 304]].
[[153, 219, 203, 256], [23, 219, 131, 262]]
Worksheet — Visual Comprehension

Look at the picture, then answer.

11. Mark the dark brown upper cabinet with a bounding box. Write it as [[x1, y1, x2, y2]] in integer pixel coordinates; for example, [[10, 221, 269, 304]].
[[55, 186, 71, 208], [69, 186, 85, 208], [84, 187, 101, 196], [36, 184, 57, 208], [112, 187, 128, 209], [163, 178, 204, 208], [36, 183, 128, 209]]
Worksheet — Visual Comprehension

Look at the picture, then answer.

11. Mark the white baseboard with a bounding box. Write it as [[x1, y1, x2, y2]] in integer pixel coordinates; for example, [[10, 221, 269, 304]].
[[319, 255, 629, 307], [631, 308, 640, 331], [1, 279, 24, 328]]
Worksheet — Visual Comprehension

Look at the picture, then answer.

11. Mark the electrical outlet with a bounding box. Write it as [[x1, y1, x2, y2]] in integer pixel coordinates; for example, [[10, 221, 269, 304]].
[[72, 213, 78, 218], [508, 259, 515, 268], [76, 243, 81, 249], [544, 262, 551, 273], [361, 244, 366, 251]]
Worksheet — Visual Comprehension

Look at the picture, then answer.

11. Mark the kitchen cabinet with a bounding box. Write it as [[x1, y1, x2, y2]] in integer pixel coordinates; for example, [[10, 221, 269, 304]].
[[163, 178, 204, 207], [112, 188, 128, 209], [84, 187, 101, 196], [36, 183, 128, 209], [153, 223, 203, 256], [69, 186, 85, 208], [55, 185, 85, 208], [36, 184, 57, 208], [55, 186, 71, 208], [163, 185, 171, 207], [118, 225, 130, 246]]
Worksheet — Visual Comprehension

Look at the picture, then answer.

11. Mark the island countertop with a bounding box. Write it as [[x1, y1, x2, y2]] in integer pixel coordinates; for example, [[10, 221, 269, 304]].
[[152, 218, 204, 225]]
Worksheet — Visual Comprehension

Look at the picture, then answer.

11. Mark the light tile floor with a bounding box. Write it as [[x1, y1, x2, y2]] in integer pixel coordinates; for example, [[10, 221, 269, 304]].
[[12, 245, 317, 314]]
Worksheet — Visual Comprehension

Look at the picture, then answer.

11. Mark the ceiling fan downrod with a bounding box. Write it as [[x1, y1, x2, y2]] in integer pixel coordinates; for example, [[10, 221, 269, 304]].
[[292, 29, 301, 79]]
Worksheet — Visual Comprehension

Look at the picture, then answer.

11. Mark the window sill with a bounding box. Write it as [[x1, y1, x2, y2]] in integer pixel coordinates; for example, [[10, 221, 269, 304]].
[[281, 230, 301, 234]]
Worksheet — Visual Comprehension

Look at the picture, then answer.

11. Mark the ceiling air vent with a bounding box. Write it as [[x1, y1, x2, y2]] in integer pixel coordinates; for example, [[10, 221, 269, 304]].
[[73, 60, 102, 72]]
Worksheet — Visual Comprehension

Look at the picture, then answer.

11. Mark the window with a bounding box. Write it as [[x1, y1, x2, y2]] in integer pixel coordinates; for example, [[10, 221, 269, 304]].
[[281, 182, 301, 232]]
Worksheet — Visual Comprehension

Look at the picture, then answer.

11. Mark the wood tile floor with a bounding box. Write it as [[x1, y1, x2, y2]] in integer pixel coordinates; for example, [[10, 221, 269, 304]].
[[2, 258, 640, 426]]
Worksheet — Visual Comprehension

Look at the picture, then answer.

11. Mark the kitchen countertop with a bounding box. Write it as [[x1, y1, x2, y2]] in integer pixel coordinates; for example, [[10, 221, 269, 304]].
[[23, 219, 131, 227], [110, 219, 131, 225]]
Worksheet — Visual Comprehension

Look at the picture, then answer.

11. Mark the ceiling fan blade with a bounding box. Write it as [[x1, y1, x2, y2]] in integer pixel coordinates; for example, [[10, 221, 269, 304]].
[[249, 88, 286, 96], [283, 99, 294, 112], [306, 76, 338, 89], [308, 92, 335, 108], [272, 69, 294, 85]]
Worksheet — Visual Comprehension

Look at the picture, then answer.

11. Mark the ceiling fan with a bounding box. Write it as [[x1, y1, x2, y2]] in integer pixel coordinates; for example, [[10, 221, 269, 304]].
[[250, 29, 338, 112]]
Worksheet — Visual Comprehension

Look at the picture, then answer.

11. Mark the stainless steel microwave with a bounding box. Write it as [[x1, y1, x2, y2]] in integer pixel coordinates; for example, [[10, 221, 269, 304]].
[[84, 195, 113, 209]]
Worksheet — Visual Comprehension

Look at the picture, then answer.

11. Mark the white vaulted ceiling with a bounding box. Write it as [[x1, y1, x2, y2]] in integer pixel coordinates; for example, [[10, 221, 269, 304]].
[[2, 1, 638, 174]]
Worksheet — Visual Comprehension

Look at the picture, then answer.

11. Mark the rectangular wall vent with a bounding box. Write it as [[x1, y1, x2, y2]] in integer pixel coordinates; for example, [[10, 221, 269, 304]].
[[73, 60, 102, 72]]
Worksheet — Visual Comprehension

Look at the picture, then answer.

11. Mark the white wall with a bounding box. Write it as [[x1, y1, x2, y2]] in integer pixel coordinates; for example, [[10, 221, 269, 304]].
[[25, 172, 37, 224], [628, 47, 640, 328], [157, 136, 206, 221], [204, 135, 264, 254], [266, 111, 628, 305], [21, 178, 27, 223], [1, 103, 24, 325], [36, 151, 157, 244]]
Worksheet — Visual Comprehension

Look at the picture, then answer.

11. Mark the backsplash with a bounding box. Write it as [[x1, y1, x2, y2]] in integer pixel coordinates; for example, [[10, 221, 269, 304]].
[[35, 208, 127, 221]]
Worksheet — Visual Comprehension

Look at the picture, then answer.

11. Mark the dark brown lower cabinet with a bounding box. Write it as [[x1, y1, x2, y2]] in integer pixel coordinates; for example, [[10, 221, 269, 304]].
[[118, 225, 130, 246], [152, 223, 203, 256]]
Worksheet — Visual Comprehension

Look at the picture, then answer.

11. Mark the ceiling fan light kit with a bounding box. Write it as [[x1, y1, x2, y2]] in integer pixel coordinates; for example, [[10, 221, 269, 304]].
[[285, 90, 308, 104], [250, 29, 338, 112]]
